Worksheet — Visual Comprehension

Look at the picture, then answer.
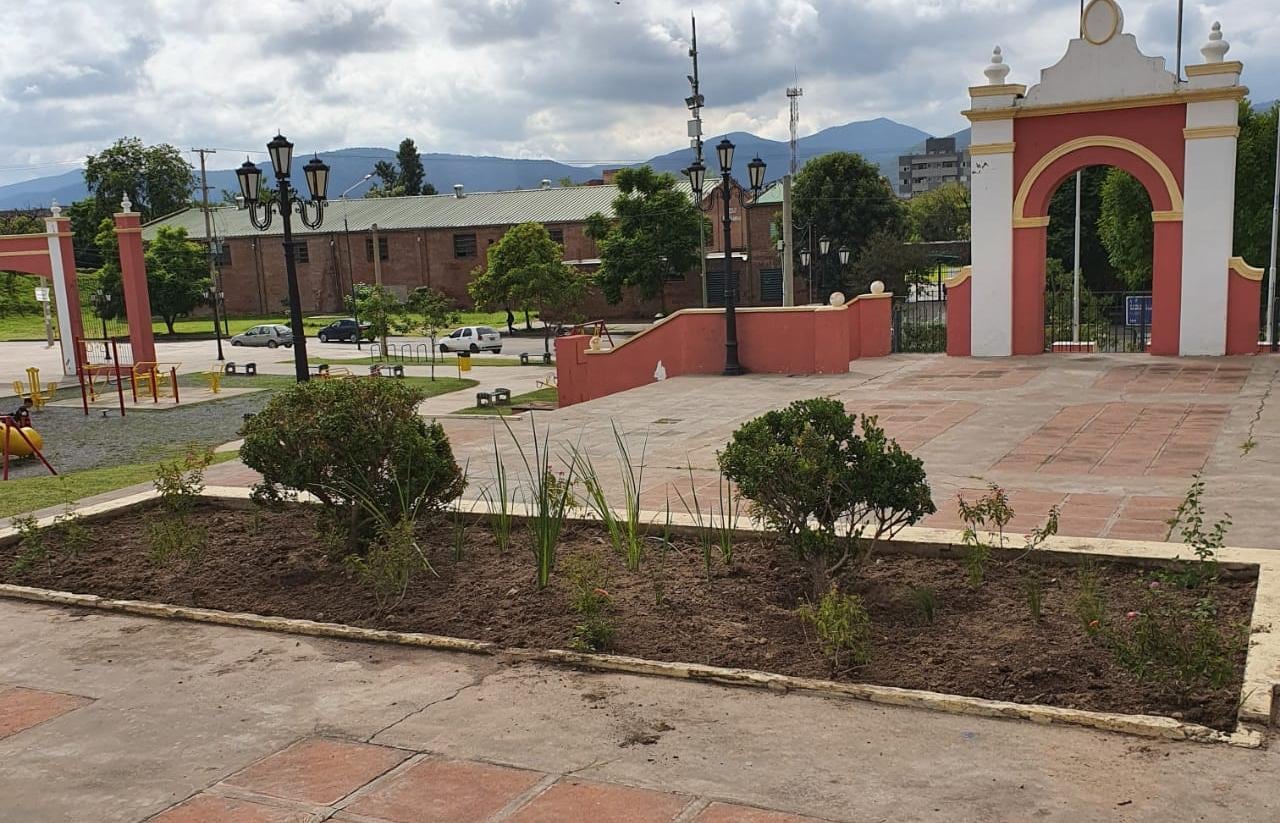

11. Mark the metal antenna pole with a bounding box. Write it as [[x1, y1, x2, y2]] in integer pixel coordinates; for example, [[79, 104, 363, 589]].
[[787, 82, 803, 177], [193, 148, 223, 358], [688, 15, 709, 308]]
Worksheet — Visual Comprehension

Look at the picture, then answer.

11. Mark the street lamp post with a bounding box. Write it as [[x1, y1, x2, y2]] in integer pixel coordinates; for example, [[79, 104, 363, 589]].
[[205, 284, 225, 361], [800, 247, 813, 303], [92, 290, 112, 360], [688, 140, 765, 376], [236, 135, 330, 383], [818, 236, 832, 297]]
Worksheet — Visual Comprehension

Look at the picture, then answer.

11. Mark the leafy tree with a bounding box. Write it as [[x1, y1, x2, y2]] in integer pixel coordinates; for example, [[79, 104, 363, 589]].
[[1234, 100, 1278, 267], [346, 284, 403, 352], [1098, 168, 1154, 289], [907, 181, 970, 241], [470, 222, 586, 354], [90, 218, 127, 321], [143, 226, 210, 334], [1048, 166, 1116, 290], [845, 230, 931, 297], [791, 152, 906, 280], [367, 138, 436, 197], [401, 286, 459, 379], [585, 166, 707, 312]]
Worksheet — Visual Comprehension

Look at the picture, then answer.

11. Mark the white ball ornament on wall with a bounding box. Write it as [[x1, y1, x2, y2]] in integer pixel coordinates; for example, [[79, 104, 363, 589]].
[[870, 281, 886, 295], [829, 292, 846, 307]]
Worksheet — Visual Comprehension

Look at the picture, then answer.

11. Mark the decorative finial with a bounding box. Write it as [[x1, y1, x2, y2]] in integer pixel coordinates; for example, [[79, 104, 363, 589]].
[[121, 192, 133, 212], [1200, 22, 1229, 63], [984, 46, 1011, 85], [49, 199, 61, 217]]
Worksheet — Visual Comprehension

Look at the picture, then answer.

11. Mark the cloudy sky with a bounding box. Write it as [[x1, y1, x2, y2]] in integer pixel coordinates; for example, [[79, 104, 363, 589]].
[[0, 0, 1275, 186]]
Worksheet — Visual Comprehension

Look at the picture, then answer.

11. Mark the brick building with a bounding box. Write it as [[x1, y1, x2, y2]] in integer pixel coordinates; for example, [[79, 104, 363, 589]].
[[143, 177, 789, 321]]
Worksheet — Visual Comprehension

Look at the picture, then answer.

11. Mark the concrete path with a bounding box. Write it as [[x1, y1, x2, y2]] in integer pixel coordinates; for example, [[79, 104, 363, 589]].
[[1, 597, 1277, 823]]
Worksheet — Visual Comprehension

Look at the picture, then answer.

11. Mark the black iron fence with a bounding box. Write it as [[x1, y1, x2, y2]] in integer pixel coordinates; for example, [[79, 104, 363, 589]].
[[891, 284, 947, 353], [1044, 289, 1150, 353]]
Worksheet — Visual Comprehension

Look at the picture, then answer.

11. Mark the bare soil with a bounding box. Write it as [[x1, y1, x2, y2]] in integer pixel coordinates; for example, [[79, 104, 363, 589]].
[[0, 502, 1256, 731]]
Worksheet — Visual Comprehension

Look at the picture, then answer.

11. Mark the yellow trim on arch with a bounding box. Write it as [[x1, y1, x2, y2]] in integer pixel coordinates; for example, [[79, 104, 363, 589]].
[[1228, 256, 1264, 282], [1013, 135, 1183, 222], [1013, 216, 1051, 229], [1151, 210, 1183, 222], [1183, 125, 1239, 140], [946, 265, 972, 286]]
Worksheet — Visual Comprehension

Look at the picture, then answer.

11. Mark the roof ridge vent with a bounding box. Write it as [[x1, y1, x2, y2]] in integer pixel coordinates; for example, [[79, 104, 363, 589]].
[[453, 183, 465, 198]]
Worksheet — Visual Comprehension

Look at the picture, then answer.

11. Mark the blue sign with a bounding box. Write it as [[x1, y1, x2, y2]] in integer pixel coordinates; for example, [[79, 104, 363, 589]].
[[1125, 295, 1152, 327]]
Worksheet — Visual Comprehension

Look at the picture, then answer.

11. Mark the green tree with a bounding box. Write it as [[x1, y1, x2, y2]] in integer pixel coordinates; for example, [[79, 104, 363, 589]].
[[402, 286, 459, 379], [470, 222, 586, 354], [1047, 166, 1115, 289], [1098, 168, 1154, 289], [367, 138, 435, 197], [347, 284, 403, 352], [845, 230, 931, 297], [791, 152, 905, 281], [585, 166, 707, 312], [143, 226, 210, 334], [907, 182, 970, 241], [1234, 100, 1278, 267], [91, 217, 127, 322]]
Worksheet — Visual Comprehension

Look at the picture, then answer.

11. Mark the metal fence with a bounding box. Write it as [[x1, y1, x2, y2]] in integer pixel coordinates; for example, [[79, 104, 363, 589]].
[[1044, 289, 1150, 353], [891, 285, 948, 353]]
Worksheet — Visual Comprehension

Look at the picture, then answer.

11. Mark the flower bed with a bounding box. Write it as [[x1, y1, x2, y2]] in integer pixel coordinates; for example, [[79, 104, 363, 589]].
[[0, 499, 1255, 732]]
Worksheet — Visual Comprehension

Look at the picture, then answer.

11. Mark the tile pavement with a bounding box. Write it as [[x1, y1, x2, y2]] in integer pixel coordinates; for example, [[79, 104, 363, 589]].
[[0, 685, 92, 740]]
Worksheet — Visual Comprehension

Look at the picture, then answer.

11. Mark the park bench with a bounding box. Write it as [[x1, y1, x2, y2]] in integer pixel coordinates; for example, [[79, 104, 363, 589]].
[[475, 391, 493, 408], [493, 387, 511, 404], [224, 362, 257, 376]]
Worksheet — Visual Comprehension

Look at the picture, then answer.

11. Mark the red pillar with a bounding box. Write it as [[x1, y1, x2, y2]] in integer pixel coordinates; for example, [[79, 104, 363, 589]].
[[1011, 225, 1048, 355], [114, 210, 156, 365], [1149, 221, 1183, 356]]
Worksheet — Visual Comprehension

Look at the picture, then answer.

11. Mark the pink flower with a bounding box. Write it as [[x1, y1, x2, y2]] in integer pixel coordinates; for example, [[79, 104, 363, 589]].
[[1089, 619, 1100, 629], [592, 587, 610, 599], [1126, 611, 1140, 620], [1149, 580, 1160, 590]]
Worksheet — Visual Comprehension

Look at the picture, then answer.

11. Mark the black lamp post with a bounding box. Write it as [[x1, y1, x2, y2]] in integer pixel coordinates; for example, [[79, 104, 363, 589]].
[[205, 284, 225, 361], [800, 247, 813, 303], [237, 135, 330, 383], [92, 290, 112, 359], [689, 140, 764, 376]]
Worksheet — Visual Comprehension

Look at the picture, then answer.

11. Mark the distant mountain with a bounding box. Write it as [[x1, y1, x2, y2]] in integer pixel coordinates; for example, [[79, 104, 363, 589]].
[[0, 117, 944, 209]]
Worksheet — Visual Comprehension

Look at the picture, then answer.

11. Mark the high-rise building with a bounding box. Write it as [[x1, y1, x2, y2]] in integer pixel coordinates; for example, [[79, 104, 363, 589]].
[[897, 137, 969, 198]]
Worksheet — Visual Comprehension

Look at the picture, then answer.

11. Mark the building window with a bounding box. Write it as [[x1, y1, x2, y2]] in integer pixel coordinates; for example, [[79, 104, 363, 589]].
[[290, 240, 309, 263], [760, 268, 783, 303], [454, 233, 477, 258], [365, 237, 389, 261], [548, 227, 564, 245], [213, 242, 231, 266]]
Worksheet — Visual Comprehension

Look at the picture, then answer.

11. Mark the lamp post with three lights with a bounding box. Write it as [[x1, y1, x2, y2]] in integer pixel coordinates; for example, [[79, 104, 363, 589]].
[[236, 134, 330, 383]]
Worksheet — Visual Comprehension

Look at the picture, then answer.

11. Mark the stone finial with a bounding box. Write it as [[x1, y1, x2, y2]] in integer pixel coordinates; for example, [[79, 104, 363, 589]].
[[121, 192, 133, 212], [49, 199, 61, 217], [870, 280, 886, 295], [1200, 22, 1229, 63], [984, 46, 1011, 84]]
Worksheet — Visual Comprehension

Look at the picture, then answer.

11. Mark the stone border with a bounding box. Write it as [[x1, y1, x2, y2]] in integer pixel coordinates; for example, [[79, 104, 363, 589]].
[[0, 487, 1272, 747]]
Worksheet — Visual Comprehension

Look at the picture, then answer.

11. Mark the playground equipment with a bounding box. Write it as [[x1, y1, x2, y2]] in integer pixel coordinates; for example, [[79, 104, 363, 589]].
[[12, 367, 59, 410], [1, 415, 55, 479]]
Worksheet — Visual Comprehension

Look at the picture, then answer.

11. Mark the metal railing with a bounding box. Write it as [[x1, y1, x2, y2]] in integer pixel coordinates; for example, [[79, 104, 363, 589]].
[[1044, 289, 1150, 353]]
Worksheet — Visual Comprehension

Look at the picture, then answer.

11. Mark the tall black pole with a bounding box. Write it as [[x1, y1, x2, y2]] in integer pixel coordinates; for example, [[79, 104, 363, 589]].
[[211, 289, 224, 360], [722, 172, 742, 375], [343, 211, 362, 351], [278, 177, 311, 382]]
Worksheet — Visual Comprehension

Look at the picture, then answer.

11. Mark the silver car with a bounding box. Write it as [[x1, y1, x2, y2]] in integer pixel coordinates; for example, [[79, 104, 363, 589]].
[[230, 324, 294, 348]]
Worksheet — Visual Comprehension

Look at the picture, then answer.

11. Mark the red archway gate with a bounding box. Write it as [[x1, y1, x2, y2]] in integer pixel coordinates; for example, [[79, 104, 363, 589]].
[[949, 1, 1257, 357]]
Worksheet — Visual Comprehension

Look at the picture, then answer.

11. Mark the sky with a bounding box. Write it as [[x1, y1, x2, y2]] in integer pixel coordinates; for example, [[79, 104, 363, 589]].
[[0, 0, 1275, 187]]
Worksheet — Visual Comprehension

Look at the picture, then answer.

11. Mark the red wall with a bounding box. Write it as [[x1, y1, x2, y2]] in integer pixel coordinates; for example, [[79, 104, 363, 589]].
[[1226, 267, 1262, 355], [946, 277, 972, 356], [555, 297, 893, 406]]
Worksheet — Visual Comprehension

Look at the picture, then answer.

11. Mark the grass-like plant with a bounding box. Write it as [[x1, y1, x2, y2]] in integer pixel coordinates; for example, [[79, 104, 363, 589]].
[[909, 585, 938, 625], [574, 424, 647, 571], [673, 464, 716, 580], [714, 473, 739, 567], [340, 472, 441, 612], [1075, 562, 1107, 636], [504, 417, 575, 589], [1023, 572, 1044, 622], [482, 432, 514, 554]]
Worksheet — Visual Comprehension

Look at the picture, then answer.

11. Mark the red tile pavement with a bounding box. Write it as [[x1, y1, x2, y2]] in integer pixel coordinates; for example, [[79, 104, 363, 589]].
[[1093, 364, 1250, 395], [221, 738, 408, 806], [891, 363, 1045, 391], [148, 794, 313, 823], [853, 400, 979, 451], [696, 802, 828, 822], [923, 489, 1181, 541], [0, 686, 92, 739], [506, 779, 692, 823], [344, 757, 543, 823]]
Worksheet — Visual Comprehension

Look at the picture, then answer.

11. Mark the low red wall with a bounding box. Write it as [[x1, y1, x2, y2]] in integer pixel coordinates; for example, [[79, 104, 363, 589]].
[[945, 271, 971, 356], [556, 297, 892, 406], [1226, 265, 1262, 355]]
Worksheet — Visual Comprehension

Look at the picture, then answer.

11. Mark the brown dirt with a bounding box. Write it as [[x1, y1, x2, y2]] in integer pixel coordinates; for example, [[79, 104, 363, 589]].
[[0, 502, 1256, 731]]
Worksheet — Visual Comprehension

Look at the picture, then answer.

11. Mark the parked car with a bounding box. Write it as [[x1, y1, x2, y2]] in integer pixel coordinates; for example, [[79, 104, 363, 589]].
[[438, 325, 502, 354], [317, 318, 371, 343], [230, 324, 294, 348]]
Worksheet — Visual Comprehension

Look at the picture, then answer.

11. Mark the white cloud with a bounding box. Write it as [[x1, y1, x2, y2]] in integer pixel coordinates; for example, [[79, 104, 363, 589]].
[[0, 0, 1273, 185]]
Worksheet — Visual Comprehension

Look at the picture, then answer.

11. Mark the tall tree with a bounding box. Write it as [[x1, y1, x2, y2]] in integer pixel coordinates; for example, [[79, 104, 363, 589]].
[[585, 166, 707, 312], [846, 230, 931, 296], [791, 152, 905, 270], [907, 181, 970, 241], [367, 138, 436, 197], [400, 286, 459, 378], [142, 226, 210, 334], [470, 222, 586, 354], [1097, 168, 1154, 289], [346, 284, 403, 353], [1046, 165, 1114, 289], [1234, 100, 1278, 267]]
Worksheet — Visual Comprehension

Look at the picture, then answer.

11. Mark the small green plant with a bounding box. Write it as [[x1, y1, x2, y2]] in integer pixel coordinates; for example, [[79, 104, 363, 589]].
[[565, 551, 616, 652], [958, 484, 1015, 587], [798, 586, 872, 669], [346, 519, 431, 612], [1025, 506, 1060, 551], [673, 463, 717, 581], [9, 514, 47, 575], [1075, 563, 1107, 636], [482, 433, 514, 553], [506, 418, 575, 589], [574, 424, 647, 572], [147, 445, 214, 563], [1023, 572, 1044, 622], [1165, 477, 1229, 589], [714, 474, 739, 567], [650, 500, 673, 606], [909, 586, 938, 625], [451, 461, 471, 562], [51, 506, 90, 559]]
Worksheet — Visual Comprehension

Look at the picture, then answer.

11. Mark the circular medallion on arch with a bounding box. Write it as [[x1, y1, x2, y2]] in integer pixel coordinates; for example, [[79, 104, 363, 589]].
[[1082, 0, 1124, 45]]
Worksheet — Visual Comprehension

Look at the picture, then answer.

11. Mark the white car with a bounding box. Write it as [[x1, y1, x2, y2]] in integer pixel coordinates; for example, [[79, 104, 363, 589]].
[[439, 326, 502, 354]]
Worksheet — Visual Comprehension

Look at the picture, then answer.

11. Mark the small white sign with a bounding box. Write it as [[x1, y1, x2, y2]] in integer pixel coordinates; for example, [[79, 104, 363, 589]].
[[34, 287, 50, 303]]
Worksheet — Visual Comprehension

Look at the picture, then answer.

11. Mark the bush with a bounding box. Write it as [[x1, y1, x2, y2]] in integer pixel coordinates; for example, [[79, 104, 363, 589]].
[[898, 322, 947, 353], [239, 379, 465, 553], [148, 445, 213, 563], [718, 398, 935, 598], [798, 587, 872, 669]]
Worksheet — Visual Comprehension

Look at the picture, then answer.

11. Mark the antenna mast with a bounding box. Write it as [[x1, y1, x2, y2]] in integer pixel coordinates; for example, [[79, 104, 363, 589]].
[[686, 15, 705, 166], [786, 82, 803, 176]]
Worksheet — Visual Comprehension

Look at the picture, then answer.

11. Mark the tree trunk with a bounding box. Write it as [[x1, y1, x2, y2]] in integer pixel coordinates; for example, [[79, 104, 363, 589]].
[[164, 316, 176, 335], [808, 555, 829, 602], [524, 309, 531, 330]]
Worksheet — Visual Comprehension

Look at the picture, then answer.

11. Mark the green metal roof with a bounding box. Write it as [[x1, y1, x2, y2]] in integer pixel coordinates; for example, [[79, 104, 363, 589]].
[[753, 182, 784, 205], [144, 181, 700, 241]]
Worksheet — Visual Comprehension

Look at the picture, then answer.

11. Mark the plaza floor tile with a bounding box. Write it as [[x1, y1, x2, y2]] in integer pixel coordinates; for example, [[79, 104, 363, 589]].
[[148, 794, 313, 823], [221, 738, 408, 806], [0, 686, 92, 739], [695, 802, 828, 823], [507, 779, 691, 823], [344, 757, 543, 823]]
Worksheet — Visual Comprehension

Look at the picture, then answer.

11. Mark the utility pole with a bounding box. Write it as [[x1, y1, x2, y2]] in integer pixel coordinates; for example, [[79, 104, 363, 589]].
[[787, 83, 803, 177], [687, 15, 709, 308], [192, 148, 225, 354], [1071, 2, 1084, 343], [1267, 104, 1280, 350], [782, 174, 795, 306]]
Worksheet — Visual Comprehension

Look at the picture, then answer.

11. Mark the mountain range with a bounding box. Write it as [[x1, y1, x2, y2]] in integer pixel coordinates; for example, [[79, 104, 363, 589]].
[[0, 117, 965, 210]]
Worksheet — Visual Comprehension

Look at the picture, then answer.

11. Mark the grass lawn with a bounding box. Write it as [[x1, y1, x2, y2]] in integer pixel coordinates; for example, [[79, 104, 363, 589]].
[[179, 371, 478, 397], [452, 386, 558, 416], [286, 354, 546, 369], [0, 451, 238, 519]]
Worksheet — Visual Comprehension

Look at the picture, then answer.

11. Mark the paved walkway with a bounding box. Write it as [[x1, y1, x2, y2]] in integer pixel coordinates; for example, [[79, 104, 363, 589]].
[[2, 598, 1277, 823]]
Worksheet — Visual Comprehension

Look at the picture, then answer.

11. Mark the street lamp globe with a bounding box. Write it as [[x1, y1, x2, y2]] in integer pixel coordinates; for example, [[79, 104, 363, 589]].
[[800, 248, 811, 267], [819, 236, 831, 256], [716, 138, 734, 174], [236, 160, 263, 204], [303, 155, 331, 202], [685, 161, 706, 198], [267, 133, 294, 179], [747, 156, 766, 192], [775, 238, 784, 252], [838, 245, 851, 265]]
